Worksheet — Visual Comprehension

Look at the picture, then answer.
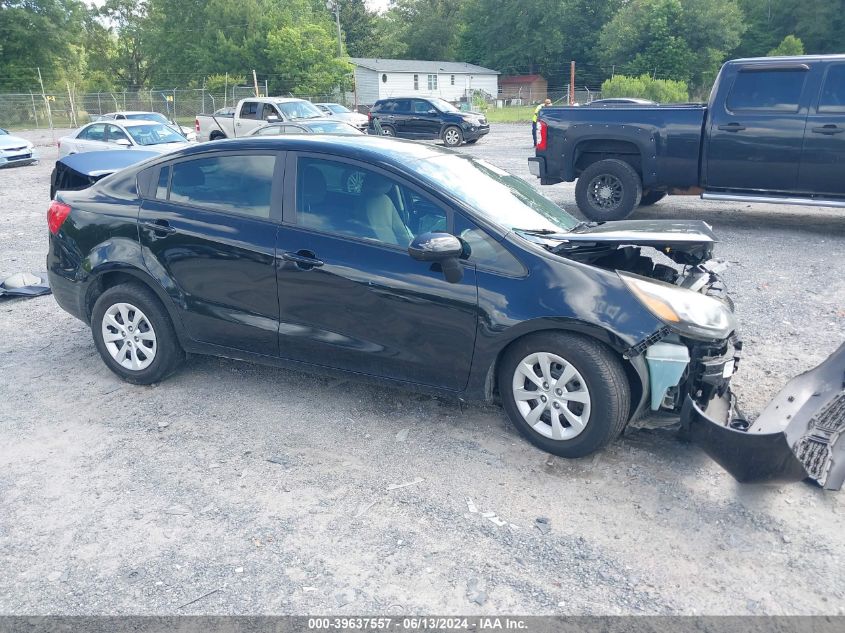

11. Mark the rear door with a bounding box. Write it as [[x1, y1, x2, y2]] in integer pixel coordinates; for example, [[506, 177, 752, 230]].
[[706, 64, 811, 192], [235, 100, 264, 137], [274, 153, 478, 389], [138, 150, 284, 354], [73, 123, 110, 153], [798, 63, 845, 195]]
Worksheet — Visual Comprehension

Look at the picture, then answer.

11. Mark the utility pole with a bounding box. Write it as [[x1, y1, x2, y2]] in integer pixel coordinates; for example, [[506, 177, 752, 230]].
[[326, 0, 343, 58], [569, 61, 576, 105], [252, 70, 260, 98]]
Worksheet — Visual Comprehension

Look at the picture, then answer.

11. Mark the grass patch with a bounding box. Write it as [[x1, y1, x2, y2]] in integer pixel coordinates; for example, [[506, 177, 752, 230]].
[[483, 106, 534, 123]]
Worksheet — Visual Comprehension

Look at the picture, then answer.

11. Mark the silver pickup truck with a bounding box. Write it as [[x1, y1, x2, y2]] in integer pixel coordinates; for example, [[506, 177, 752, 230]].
[[194, 97, 327, 141]]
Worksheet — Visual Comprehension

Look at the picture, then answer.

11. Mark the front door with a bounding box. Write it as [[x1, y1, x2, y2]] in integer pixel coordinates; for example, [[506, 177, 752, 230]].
[[706, 65, 810, 192], [275, 154, 478, 390], [138, 151, 283, 354], [798, 63, 845, 196], [406, 100, 442, 138], [235, 100, 264, 136]]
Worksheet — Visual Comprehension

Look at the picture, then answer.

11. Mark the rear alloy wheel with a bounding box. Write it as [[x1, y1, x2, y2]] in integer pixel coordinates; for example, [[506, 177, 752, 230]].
[[381, 125, 396, 137], [499, 332, 630, 458], [91, 282, 184, 384], [575, 158, 642, 221], [442, 126, 463, 147]]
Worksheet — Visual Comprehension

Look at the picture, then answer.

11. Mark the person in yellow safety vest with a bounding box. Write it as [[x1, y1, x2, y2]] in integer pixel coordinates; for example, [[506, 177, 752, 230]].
[[532, 98, 552, 146]]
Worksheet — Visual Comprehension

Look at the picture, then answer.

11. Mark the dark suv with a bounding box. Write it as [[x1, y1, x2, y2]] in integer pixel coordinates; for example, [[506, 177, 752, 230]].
[[368, 97, 489, 147]]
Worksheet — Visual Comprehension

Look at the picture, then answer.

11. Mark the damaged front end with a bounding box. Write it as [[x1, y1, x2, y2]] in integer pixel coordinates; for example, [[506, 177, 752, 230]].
[[683, 344, 845, 490]]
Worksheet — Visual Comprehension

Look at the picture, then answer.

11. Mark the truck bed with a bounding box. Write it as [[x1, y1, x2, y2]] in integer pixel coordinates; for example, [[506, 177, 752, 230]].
[[538, 104, 707, 189]]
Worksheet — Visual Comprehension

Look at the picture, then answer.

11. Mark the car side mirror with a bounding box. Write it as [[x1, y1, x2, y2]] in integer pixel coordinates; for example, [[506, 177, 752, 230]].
[[408, 232, 464, 283], [266, 115, 280, 123], [114, 138, 132, 147]]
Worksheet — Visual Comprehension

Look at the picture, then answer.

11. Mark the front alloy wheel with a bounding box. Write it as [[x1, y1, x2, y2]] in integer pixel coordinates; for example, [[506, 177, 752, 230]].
[[499, 332, 630, 458], [101, 302, 157, 370], [511, 352, 591, 441], [443, 126, 463, 147]]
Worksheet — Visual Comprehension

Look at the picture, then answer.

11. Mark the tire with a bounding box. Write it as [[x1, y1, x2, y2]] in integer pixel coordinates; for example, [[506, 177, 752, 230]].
[[465, 139, 479, 145], [498, 332, 630, 458], [91, 282, 184, 385], [381, 125, 396, 137], [575, 158, 642, 221], [210, 132, 226, 141], [442, 125, 463, 147], [640, 190, 667, 207]]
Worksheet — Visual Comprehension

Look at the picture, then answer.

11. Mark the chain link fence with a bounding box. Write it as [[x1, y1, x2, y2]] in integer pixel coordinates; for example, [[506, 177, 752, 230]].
[[0, 86, 359, 130]]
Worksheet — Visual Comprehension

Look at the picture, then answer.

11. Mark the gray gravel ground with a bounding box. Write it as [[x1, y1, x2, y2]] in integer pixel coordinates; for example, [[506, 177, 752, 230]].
[[1, 124, 843, 615]]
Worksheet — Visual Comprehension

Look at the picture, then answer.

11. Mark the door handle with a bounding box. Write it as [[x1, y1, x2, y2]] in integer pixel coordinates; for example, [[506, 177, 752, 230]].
[[812, 125, 844, 135], [141, 219, 175, 235], [281, 250, 324, 269], [718, 123, 746, 132]]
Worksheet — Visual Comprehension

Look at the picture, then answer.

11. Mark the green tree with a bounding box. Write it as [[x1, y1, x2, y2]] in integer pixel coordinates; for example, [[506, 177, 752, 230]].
[[599, 0, 744, 90], [0, 0, 87, 90], [385, 0, 464, 61], [768, 34, 805, 56], [735, 1, 845, 57], [601, 73, 688, 102], [97, 0, 150, 90]]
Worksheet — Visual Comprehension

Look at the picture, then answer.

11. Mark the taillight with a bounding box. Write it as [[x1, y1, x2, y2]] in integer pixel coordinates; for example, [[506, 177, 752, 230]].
[[536, 120, 548, 151], [195, 118, 200, 133], [48, 201, 71, 234], [368, 111, 372, 121]]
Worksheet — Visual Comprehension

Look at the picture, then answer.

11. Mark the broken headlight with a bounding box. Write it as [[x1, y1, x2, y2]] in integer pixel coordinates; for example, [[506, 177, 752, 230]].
[[619, 272, 736, 341]]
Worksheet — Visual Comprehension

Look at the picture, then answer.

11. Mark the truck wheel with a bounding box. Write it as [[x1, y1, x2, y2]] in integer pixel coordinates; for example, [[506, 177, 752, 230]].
[[381, 125, 396, 137], [640, 190, 667, 207], [210, 131, 226, 141], [575, 159, 642, 221], [499, 332, 630, 458]]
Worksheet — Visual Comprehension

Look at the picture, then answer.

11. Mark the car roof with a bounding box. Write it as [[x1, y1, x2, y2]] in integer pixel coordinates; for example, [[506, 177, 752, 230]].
[[158, 135, 451, 166], [106, 111, 161, 116]]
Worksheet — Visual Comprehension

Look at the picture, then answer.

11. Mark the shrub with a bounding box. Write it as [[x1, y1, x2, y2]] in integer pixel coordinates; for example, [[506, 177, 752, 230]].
[[600, 74, 689, 104]]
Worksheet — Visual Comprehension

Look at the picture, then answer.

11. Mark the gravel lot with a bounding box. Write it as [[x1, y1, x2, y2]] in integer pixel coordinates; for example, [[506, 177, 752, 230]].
[[1, 125, 843, 616]]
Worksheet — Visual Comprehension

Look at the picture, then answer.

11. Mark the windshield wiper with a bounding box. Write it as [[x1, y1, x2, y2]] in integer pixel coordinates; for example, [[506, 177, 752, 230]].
[[513, 228, 567, 236]]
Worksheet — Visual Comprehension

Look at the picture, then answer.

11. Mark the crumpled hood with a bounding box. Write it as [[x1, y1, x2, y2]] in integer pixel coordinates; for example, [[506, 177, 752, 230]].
[[559, 219, 717, 264], [0, 134, 32, 151]]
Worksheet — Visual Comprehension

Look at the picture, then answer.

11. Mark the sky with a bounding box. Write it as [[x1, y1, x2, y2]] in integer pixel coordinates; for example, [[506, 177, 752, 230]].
[[366, 0, 391, 12]]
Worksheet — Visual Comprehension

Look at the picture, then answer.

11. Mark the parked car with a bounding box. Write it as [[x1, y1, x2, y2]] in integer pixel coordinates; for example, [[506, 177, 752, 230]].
[[59, 120, 190, 157], [531, 54, 845, 220], [46, 135, 843, 489], [50, 150, 158, 198], [0, 128, 38, 167], [588, 98, 658, 106], [249, 120, 363, 136], [314, 103, 369, 131], [195, 97, 325, 141], [367, 97, 488, 147], [97, 111, 197, 141]]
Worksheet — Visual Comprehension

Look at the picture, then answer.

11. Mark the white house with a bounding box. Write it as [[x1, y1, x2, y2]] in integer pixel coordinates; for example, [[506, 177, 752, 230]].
[[349, 58, 499, 106]]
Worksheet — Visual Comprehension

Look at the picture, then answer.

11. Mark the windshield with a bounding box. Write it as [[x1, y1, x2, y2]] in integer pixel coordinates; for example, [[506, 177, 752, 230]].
[[126, 113, 170, 125], [414, 155, 579, 233], [277, 100, 323, 120], [430, 98, 460, 113], [328, 104, 350, 114], [306, 121, 362, 135], [126, 123, 186, 145]]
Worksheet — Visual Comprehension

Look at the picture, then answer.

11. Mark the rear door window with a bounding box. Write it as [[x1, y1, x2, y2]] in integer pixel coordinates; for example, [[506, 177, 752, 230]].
[[239, 101, 260, 120], [818, 65, 845, 113], [159, 154, 276, 219], [727, 69, 807, 112]]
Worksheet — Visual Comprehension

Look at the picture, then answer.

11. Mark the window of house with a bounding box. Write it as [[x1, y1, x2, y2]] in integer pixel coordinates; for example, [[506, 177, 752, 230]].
[[428, 74, 438, 90], [382, 73, 388, 83], [413, 74, 419, 90], [727, 69, 807, 112], [162, 155, 276, 219]]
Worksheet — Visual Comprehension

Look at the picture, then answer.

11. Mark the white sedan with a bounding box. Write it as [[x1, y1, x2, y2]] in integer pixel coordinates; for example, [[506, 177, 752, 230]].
[[0, 128, 38, 168], [97, 111, 197, 141], [58, 120, 191, 158]]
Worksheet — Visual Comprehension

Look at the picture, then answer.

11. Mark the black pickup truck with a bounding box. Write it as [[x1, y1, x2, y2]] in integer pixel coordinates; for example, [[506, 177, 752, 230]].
[[530, 55, 845, 220]]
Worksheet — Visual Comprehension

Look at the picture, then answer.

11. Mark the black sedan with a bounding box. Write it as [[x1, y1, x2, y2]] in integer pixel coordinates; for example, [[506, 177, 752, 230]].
[[45, 135, 837, 486]]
